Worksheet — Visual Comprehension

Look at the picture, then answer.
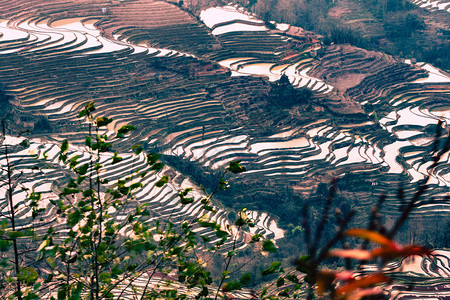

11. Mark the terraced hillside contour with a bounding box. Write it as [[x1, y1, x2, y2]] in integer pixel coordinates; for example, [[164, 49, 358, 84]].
[[1, 0, 450, 233], [0, 136, 281, 250], [0, 1, 450, 297], [98, 0, 218, 55]]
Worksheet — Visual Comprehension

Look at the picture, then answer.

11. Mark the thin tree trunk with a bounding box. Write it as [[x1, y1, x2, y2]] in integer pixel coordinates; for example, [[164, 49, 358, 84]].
[[2, 121, 22, 300]]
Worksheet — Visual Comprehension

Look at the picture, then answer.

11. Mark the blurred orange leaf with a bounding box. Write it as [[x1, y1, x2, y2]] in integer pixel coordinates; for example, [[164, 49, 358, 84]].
[[328, 249, 372, 260], [330, 245, 431, 261], [334, 270, 355, 281], [345, 229, 399, 250], [336, 273, 392, 297], [372, 245, 431, 260]]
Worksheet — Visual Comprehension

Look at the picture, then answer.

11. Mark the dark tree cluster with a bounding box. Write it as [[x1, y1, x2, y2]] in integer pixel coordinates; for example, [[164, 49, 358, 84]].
[[269, 74, 313, 109], [0, 84, 13, 105]]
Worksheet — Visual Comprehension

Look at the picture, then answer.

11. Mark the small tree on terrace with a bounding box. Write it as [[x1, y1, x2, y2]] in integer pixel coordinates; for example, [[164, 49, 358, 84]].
[[36, 101, 207, 299], [0, 120, 46, 300], [36, 102, 265, 299]]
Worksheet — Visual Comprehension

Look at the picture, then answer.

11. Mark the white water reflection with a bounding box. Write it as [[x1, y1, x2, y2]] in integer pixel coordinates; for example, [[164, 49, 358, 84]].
[[0, 20, 28, 42], [0, 17, 196, 58], [414, 64, 450, 83], [250, 137, 310, 154], [200, 5, 334, 93], [212, 23, 266, 35], [411, 0, 450, 12], [380, 107, 441, 133], [200, 5, 263, 29], [218, 58, 334, 93], [404, 60, 450, 83]]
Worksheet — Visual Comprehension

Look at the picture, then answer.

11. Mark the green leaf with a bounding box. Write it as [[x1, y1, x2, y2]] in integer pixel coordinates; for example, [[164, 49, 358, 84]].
[[85, 136, 92, 147], [85, 101, 96, 113], [60, 139, 69, 154], [98, 142, 112, 152], [202, 205, 214, 212], [118, 185, 129, 195], [59, 153, 67, 163], [7, 231, 25, 239], [96, 116, 113, 127], [155, 175, 169, 187], [67, 254, 77, 264], [126, 264, 137, 272], [37, 239, 49, 252], [79, 109, 87, 118], [277, 277, 285, 287], [116, 125, 136, 137], [216, 230, 228, 238], [61, 188, 80, 196], [180, 197, 194, 205], [239, 272, 252, 286], [198, 220, 215, 228], [68, 155, 80, 169], [287, 274, 300, 283], [150, 162, 164, 171], [75, 163, 89, 176], [57, 285, 68, 300], [44, 274, 54, 284], [0, 240, 11, 251], [29, 191, 42, 201], [235, 218, 246, 227], [19, 267, 38, 285], [99, 272, 111, 283], [132, 144, 143, 155], [222, 281, 241, 292], [294, 255, 311, 274], [19, 139, 30, 148], [261, 261, 282, 276], [110, 190, 122, 199], [68, 210, 82, 226], [198, 287, 209, 297], [111, 265, 124, 276], [112, 152, 123, 164], [219, 177, 229, 190], [82, 189, 94, 198], [250, 234, 263, 243], [146, 153, 161, 165], [130, 182, 143, 190], [228, 160, 246, 174], [179, 187, 193, 196], [261, 288, 268, 298], [262, 240, 277, 253], [67, 179, 78, 188], [77, 176, 86, 185], [69, 282, 83, 300], [235, 208, 248, 227]]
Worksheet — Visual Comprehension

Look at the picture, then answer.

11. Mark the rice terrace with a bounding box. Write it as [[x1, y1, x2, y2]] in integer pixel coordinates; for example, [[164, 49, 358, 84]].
[[0, 0, 449, 299]]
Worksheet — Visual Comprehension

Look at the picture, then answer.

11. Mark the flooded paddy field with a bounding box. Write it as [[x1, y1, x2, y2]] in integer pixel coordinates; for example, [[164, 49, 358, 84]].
[[0, 0, 449, 297]]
